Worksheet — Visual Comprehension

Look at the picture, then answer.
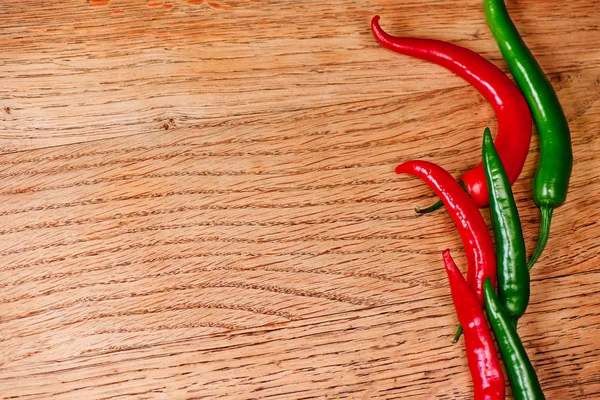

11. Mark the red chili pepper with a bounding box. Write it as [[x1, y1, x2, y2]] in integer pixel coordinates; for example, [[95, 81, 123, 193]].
[[443, 249, 505, 400], [396, 160, 495, 303], [372, 16, 532, 208]]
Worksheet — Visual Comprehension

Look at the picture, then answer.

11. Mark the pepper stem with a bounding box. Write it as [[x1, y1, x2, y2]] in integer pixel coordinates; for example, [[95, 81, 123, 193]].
[[415, 180, 468, 214], [415, 199, 443, 214], [451, 324, 463, 343], [527, 207, 553, 270]]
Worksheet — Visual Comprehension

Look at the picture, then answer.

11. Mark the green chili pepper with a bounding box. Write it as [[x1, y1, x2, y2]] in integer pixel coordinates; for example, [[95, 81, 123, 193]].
[[482, 128, 530, 324], [484, 0, 573, 270], [484, 278, 546, 400]]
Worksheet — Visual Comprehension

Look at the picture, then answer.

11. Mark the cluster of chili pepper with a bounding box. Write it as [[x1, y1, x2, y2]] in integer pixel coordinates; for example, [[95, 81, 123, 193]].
[[372, 1, 572, 398]]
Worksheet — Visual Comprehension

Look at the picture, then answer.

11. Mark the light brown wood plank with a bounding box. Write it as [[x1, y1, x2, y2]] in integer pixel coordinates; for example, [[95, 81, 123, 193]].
[[1, 284, 600, 399], [0, 0, 598, 151], [0, 0, 599, 398]]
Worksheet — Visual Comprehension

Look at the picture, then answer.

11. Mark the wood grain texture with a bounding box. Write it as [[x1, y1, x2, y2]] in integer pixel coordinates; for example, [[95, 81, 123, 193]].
[[0, 0, 599, 398]]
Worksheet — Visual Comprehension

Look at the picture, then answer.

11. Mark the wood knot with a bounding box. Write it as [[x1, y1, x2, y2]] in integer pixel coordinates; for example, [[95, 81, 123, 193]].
[[162, 118, 177, 130]]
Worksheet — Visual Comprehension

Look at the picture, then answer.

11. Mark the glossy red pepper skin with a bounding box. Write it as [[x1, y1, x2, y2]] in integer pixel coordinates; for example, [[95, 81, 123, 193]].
[[443, 250, 505, 400], [396, 160, 496, 303], [372, 16, 532, 207]]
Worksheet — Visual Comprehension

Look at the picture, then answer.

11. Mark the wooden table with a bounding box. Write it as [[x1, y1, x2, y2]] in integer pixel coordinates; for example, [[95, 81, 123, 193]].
[[1, 1, 599, 398]]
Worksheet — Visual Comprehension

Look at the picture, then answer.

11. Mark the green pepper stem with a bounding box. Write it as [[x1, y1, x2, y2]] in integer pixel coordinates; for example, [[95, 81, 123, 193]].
[[415, 180, 468, 214], [415, 199, 443, 214], [527, 207, 553, 270], [451, 324, 463, 343]]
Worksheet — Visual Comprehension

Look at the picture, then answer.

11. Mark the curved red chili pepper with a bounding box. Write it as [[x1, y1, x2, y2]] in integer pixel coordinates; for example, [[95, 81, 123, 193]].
[[373, 16, 532, 208], [396, 160, 495, 303], [443, 249, 505, 400]]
